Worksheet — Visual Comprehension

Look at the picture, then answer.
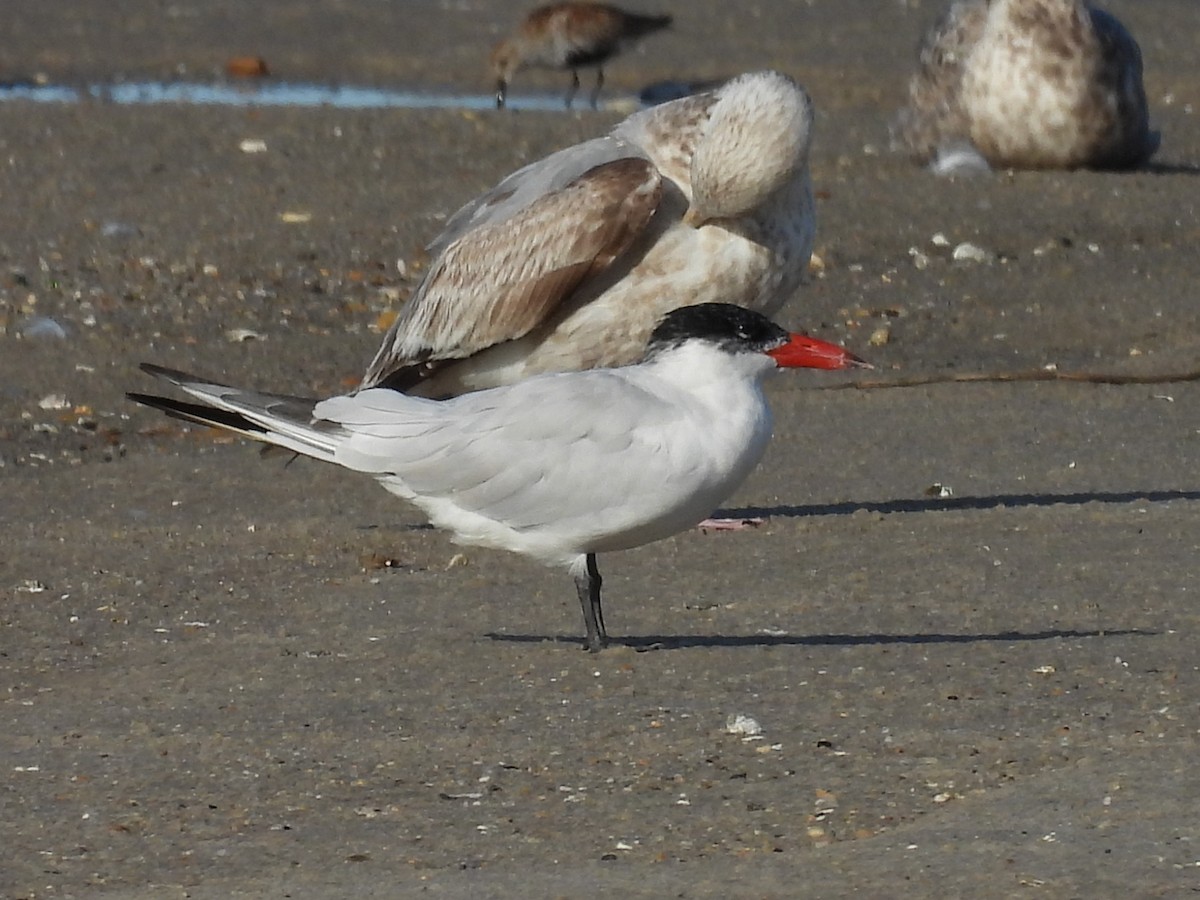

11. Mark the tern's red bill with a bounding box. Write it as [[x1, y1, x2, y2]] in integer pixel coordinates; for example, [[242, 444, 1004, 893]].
[[767, 334, 871, 370]]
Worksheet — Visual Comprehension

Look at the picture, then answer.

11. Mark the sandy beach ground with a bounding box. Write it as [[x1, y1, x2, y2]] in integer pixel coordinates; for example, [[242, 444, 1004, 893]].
[[2, 1, 1199, 896]]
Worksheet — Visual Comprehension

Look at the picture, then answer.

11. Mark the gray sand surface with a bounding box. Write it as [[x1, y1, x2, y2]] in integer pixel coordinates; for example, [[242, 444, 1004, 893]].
[[2, 1, 1199, 896]]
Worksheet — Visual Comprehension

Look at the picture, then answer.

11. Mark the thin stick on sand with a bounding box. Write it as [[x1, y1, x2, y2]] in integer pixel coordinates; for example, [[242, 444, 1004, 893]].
[[824, 367, 1200, 390]]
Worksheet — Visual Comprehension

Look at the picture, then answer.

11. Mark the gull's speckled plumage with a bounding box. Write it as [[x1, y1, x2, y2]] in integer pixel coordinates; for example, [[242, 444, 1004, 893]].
[[362, 70, 817, 399], [893, 0, 1157, 171]]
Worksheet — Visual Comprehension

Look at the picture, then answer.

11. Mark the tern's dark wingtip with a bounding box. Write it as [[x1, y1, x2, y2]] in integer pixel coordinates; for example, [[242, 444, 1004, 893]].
[[139, 362, 175, 378]]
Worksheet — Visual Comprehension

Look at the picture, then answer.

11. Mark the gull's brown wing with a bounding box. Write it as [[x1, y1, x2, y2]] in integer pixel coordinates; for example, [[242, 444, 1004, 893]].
[[361, 156, 663, 391], [1088, 7, 1157, 168]]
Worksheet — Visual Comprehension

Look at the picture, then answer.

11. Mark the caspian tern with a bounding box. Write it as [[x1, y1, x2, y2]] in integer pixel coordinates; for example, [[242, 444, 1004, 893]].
[[892, 0, 1156, 172], [361, 70, 816, 398], [491, 2, 673, 110], [129, 304, 867, 652]]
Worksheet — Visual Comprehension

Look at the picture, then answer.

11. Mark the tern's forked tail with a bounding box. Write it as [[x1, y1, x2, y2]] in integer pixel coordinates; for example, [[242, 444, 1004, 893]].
[[128, 363, 338, 463]]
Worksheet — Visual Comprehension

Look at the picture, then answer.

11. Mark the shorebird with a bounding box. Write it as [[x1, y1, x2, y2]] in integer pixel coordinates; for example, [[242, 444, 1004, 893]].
[[363, 70, 817, 399], [492, 2, 672, 109], [129, 304, 868, 652], [892, 0, 1157, 172]]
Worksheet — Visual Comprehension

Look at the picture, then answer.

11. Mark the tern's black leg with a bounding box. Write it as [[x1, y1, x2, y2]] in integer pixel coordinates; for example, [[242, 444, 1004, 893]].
[[565, 70, 580, 109], [574, 552, 608, 652], [589, 68, 604, 109]]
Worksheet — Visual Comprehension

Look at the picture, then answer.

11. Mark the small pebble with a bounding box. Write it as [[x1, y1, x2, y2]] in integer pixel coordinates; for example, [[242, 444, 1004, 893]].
[[18, 317, 68, 340], [725, 713, 762, 737], [952, 242, 990, 263]]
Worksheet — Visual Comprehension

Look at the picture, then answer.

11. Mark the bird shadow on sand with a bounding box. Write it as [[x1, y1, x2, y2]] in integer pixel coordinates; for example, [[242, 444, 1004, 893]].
[[712, 487, 1200, 522], [1143, 161, 1200, 176], [486, 627, 1156, 652]]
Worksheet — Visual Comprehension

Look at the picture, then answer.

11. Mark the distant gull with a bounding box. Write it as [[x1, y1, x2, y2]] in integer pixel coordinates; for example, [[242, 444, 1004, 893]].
[[892, 0, 1157, 172], [491, 1, 672, 109], [362, 70, 817, 399]]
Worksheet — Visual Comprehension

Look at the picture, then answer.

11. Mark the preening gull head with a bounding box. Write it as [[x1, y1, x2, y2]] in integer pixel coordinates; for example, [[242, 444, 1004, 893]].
[[892, 0, 1157, 172], [362, 69, 818, 399]]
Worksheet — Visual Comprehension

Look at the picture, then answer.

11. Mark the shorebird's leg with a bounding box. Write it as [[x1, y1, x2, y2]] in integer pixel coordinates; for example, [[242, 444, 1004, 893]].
[[565, 70, 580, 108], [589, 68, 604, 109], [573, 553, 608, 652]]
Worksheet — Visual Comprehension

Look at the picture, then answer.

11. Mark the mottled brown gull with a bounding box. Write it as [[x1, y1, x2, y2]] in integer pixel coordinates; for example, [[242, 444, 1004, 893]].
[[892, 0, 1157, 173], [362, 70, 816, 398]]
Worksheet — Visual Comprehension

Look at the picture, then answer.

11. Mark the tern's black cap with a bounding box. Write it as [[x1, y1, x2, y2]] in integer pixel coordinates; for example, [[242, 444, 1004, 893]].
[[646, 303, 789, 357]]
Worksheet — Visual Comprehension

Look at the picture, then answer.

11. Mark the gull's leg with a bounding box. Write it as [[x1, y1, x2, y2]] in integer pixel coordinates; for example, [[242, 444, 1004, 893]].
[[572, 553, 608, 652]]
